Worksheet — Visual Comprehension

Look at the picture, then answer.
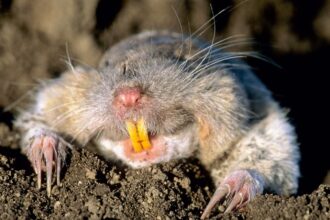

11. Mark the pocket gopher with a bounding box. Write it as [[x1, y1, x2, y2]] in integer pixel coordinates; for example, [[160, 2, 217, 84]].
[[14, 31, 300, 218]]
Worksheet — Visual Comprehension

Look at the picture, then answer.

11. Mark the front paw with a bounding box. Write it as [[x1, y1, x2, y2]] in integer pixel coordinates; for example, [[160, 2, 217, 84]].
[[201, 169, 264, 219], [24, 128, 70, 196]]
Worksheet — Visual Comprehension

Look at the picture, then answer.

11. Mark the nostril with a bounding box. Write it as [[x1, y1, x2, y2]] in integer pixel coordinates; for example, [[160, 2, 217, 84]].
[[114, 87, 142, 108]]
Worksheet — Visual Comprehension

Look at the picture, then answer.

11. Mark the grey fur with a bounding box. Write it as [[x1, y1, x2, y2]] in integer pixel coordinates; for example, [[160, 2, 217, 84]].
[[14, 31, 300, 200]]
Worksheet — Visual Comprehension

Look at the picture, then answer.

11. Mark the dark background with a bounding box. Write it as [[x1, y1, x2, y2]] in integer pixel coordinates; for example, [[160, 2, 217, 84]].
[[0, 0, 329, 194]]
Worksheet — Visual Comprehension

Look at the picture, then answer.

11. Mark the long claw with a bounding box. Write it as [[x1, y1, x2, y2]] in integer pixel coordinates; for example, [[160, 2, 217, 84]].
[[25, 131, 68, 196], [46, 166, 52, 196], [56, 151, 61, 186], [201, 184, 230, 219], [36, 160, 42, 190], [44, 137, 55, 197], [29, 138, 43, 189], [201, 170, 264, 218], [225, 192, 243, 213]]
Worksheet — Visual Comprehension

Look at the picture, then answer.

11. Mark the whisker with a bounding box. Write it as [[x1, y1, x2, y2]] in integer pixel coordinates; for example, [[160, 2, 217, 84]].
[[190, 50, 278, 79], [191, 0, 249, 40], [0, 80, 39, 87], [49, 107, 91, 130], [4, 87, 38, 112], [71, 114, 107, 145], [179, 53, 252, 92], [94, 127, 104, 142], [41, 101, 80, 113], [189, 4, 217, 80], [64, 43, 78, 76], [69, 118, 95, 144], [192, 55, 250, 75], [171, 6, 185, 67], [187, 5, 230, 40], [179, 35, 251, 71], [211, 51, 279, 68]]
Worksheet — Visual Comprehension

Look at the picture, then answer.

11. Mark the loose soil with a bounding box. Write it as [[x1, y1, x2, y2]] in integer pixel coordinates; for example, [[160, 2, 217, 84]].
[[1, 1, 330, 219], [0, 123, 329, 219]]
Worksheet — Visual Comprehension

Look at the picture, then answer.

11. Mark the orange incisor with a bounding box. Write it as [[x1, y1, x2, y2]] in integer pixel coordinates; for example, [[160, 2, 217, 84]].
[[126, 118, 152, 153]]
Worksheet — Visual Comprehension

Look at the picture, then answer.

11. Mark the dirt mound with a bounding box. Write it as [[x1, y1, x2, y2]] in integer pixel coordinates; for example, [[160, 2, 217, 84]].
[[0, 123, 329, 219], [1, 1, 330, 219]]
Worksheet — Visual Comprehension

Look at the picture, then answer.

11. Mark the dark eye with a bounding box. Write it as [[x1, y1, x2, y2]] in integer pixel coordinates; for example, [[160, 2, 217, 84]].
[[121, 63, 137, 78], [122, 63, 127, 75]]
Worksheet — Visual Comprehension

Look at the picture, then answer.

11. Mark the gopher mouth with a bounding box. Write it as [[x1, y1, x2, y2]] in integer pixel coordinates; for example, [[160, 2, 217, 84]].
[[98, 117, 194, 167], [125, 118, 152, 153], [123, 118, 167, 162]]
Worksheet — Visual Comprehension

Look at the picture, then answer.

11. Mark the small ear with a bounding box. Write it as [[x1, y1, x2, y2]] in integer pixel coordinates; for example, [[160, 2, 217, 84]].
[[196, 116, 211, 140]]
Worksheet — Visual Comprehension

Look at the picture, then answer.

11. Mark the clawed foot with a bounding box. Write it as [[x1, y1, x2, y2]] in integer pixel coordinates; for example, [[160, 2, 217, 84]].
[[25, 130, 70, 196], [201, 170, 264, 219]]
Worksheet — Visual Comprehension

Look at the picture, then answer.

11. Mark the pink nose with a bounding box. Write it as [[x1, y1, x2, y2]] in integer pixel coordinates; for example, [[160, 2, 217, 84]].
[[113, 87, 142, 109]]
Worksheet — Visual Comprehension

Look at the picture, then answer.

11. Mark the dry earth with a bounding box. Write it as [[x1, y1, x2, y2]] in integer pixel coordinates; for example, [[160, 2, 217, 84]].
[[1, 1, 330, 219], [0, 122, 329, 219]]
